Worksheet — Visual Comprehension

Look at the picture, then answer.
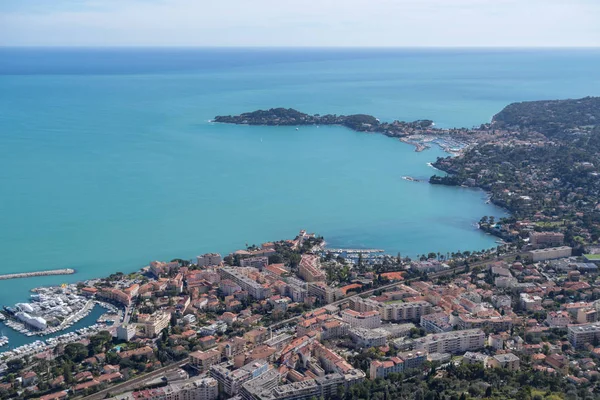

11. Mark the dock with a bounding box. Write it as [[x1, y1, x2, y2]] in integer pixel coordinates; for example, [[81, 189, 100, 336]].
[[325, 248, 385, 254], [0, 268, 75, 280]]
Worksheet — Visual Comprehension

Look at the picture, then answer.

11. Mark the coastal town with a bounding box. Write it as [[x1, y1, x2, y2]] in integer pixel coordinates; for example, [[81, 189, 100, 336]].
[[2, 228, 600, 400], [1, 98, 600, 400]]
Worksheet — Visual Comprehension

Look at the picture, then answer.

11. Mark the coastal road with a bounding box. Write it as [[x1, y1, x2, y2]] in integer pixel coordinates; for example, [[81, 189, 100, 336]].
[[82, 359, 189, 400]]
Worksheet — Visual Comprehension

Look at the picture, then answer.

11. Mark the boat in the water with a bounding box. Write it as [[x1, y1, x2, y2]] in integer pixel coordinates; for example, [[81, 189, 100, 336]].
[[402, 176, 420, 182], [0, 336, 9, 347]]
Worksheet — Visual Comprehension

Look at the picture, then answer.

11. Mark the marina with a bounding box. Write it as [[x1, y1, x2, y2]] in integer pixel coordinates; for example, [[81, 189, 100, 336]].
[[324, 248, 385, 254], [1, 283, 117, 338], [0, 323, 108, 362], [322, 248, 388, 265], [0, 304, 112, 355]]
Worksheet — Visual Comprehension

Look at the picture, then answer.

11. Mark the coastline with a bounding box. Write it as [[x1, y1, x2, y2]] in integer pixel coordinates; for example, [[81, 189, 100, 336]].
[[0, 112, 508, 353], [213, 108, 511, 242]]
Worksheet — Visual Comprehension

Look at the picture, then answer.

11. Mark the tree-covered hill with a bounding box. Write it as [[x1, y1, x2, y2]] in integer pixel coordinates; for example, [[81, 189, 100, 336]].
[[492, 96, 600, 139]]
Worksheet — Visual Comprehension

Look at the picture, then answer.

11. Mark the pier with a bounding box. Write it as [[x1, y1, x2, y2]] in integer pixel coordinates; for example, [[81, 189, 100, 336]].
[[0, 268, 75, 280], [325, 248, 385, 254]]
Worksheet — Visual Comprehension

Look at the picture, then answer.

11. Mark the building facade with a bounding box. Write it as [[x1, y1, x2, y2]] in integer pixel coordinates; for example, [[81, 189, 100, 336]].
[[413, 329, 486, 354]]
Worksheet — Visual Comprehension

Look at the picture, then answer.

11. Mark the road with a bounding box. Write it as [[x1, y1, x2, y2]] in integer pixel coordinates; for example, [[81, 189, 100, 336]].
[[82, 359, 189, 400]]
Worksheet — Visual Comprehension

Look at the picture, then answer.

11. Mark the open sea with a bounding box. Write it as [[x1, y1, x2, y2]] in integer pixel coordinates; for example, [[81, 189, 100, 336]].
[[1, 48, 600, 349]]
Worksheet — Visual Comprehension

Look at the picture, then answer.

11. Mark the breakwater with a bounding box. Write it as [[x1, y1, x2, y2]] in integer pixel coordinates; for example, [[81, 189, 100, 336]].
[[0, 269, 75, 280]]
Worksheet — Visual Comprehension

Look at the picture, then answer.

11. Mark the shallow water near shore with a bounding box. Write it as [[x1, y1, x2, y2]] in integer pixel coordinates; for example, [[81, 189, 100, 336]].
[[1, 48, 600, 317]]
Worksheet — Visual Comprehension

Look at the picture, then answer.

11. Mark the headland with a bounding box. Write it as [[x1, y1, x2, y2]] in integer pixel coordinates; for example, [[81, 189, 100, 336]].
[[213, 107, 515, 154]]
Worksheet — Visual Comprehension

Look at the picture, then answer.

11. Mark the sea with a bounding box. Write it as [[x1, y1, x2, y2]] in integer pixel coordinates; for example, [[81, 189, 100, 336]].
[[1, 48, 600, 350]]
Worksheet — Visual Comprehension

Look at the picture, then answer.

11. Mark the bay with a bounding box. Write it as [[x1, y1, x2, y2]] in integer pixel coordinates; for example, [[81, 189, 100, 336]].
[[1, 48, 599, 313]]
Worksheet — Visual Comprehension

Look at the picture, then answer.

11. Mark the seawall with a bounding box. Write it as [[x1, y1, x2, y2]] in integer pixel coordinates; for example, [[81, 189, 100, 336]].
[[0, 269, 75, 280]]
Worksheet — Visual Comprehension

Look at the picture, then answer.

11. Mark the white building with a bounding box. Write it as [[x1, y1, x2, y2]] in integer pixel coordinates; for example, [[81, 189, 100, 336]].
[[197, 253, 222, 268], [116, 324, 136, 341], [525, 246, 572, 262], [495, 276, 518, 288], [240, 256, 269, 269], [210, 360, 268, 396], [143, 311, 171, 338], [420, 312, 453, 333], [492, 295, 512, 309], [349, 327, 390, 348], [342, 309, 381, 329], [350, 297, 432, 322], [413, 329, 485, 354], [161, 377, 218, 400], [219, 267, 271, 299], [520, 293, 542, 311], [568, 323, 600, 349]]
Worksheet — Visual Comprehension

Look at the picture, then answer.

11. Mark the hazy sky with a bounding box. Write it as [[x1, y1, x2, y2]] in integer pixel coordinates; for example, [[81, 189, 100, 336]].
[[1, 0, 599, 47]]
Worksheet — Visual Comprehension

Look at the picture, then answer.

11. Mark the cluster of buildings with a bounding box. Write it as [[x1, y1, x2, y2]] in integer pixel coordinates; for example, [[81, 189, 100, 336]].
[[10, 228, 600, 399]]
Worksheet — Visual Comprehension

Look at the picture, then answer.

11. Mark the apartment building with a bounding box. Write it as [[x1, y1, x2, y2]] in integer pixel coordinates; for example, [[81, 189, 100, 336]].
[[456, 314, 513, 332], [307, 282, 343, 304], [546, 311, 571, 328], [116, 324, 136, 341], [379, 301, 432, 322], [349, 327, 390, 348], [525, 246, 572, 262], [341, 309, 381, 329], [369, 352, 426, 379], [520, 293, 542, 311], [197, 253, 222, 267], [219, 267, 271, 299], [298, 254, 326, 282], [97, 288, 131, 307], [529, 232, 564, 249], [210, 360, 268, 396], [240, 256, 269, 269], [143, 311, 171, 338], [413, 329, 485, 354], [420, 312, 453, 333], [568, 323, 600, 349], [190, 349, 221, 372], [350, 297, 432, 322], [488, 353, 520, 371]]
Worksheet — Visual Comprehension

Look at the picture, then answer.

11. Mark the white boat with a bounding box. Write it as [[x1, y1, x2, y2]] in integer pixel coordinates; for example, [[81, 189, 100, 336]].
[[0, 336, 9, 346]]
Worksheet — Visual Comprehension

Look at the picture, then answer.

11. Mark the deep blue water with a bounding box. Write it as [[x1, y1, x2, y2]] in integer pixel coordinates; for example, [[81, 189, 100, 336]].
[[1, 48, 599, 314]]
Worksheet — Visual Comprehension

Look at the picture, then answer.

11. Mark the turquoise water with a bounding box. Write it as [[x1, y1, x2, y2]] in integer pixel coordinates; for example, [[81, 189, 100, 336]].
[[1, 48, 600, 313]]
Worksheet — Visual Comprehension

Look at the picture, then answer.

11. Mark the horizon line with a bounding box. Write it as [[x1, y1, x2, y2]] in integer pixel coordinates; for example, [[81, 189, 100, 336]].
[[1, 45, 600, 50]]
